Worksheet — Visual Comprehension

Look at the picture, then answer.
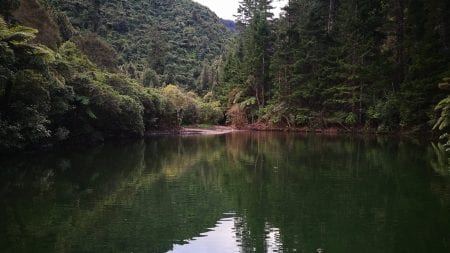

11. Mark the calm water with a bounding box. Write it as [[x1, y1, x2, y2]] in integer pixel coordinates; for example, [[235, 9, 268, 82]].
[[1, 132, 450, 253]]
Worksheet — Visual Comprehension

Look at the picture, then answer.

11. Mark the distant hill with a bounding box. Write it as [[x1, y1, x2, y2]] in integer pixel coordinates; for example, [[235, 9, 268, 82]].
[[221, 19, 237, 33], [45, 0, 232, 89]]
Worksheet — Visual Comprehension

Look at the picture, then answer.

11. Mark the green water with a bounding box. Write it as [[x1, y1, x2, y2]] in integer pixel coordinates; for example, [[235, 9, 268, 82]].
[[1, 132, 450, 253]]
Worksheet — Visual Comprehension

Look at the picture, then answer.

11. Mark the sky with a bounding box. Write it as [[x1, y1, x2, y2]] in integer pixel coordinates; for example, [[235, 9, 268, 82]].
[[192, 0, 289, 20]]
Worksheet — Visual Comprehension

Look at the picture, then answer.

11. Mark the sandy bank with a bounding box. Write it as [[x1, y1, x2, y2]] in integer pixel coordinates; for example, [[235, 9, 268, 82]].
[[181, 126, 238, 135]]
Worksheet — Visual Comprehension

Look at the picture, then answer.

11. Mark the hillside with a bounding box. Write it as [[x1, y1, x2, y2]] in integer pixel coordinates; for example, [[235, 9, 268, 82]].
[[0, 0, 225, 152], [221, 19, 237, 33], [45, 0, 232, 90]]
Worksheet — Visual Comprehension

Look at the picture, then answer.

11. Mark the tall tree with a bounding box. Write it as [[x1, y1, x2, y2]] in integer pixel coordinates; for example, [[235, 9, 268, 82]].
[[239, 0, 274, 109]]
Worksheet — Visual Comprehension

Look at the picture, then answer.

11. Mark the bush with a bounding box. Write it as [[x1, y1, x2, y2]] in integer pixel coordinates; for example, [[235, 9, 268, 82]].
[[199, 100, 223, 124], [160, 85, 199, 125], [0, 69, 54, 150], [160, 84, 223, 126], [367, 94, 401, 131], [104, 74, 177, 129], [295, 109, 312, 127], [67, 74, 145, 138], [345, 112, 357, 126]]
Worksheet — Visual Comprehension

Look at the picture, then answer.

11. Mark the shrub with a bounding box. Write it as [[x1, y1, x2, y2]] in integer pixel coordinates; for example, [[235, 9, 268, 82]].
[[104, 74, 177, 130], [345, 112, 357, 126], [160, 84, 223, 126], [200, 100, 223, 124], [67, 74, 145, 138]]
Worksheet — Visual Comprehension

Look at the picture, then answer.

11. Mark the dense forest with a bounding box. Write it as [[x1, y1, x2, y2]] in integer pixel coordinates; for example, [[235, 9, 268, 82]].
[[214, 0, 450, 134], [1, 0, 450, 152], [0, 0, 227, 152], [46, 0, 232, 90]]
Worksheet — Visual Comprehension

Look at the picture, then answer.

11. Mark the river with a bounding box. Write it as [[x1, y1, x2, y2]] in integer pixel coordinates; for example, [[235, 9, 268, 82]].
[[1, 132, 449, 252]]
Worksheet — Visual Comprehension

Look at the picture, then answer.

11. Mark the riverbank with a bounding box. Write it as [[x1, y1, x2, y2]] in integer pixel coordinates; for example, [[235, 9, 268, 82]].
[[0, 124, 435, 155], [156, 123, 433, 137], [181, 126, 238, 135], [241, 123, 435, 137]]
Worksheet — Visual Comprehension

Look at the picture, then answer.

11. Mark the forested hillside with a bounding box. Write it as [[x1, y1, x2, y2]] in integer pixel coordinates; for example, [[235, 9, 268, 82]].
[[45, 0, 231, 91], [216, 0, 450, 133], [0, 0, 225, 152]]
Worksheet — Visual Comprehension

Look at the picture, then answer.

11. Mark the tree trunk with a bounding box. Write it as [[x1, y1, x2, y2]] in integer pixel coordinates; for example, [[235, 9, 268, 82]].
[[394, 0, 405, 89], [327, 0, 337, 33]]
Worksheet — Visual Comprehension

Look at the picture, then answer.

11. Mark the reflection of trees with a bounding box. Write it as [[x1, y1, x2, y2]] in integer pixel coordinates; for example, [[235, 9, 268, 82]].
[[0, 137, 230, 252], [220, 133, 450, 253], [1, 133, 450, 253], [429, 142, 450, 177]]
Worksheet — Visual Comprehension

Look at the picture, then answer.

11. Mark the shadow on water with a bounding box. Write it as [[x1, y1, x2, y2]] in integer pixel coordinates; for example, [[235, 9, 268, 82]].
[[0, 132, 450, 252]]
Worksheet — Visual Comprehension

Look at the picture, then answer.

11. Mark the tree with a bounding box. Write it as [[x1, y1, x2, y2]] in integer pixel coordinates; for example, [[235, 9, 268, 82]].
[[199, 64, 212, 91], [142, 68, 160, 87], [236, 0, 275, 111], [0, 17, 55, 118], [0, 17, 57, 149], [217, 0, 450, 131]]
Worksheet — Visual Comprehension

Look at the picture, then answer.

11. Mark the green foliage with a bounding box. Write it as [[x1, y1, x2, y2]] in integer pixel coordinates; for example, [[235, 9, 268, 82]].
[[216, 0, 450, 132], [2, 0, 449, 152], [0, 7, 229, 152], [12, 0, 63, 49], [0, 17, 57, 150], [434, 78, 450, 151], [199, 99, 223, 124], [72, 33, 119, 71], [47, 0, 232, 90], [66, 73, 145, 138], [435, 97, 450, 131], [258, 101, 294, 127], [142, 68, 160, 88], [3, 70, 52, 146], [0, 22, 157, 151], [52, 10, 76, 41], [104, 73, 176, 129], [294, 109, 312, 127], [160, 84, 223, 126], [345, 112, 357, 126], [57, 41, 96, 72], [367, 94, 401, 131]]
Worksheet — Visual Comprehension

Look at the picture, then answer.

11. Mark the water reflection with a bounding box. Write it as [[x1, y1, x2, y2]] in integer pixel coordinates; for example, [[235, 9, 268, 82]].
[[0, 133, 449, 252], [169, 214, 239, 253]]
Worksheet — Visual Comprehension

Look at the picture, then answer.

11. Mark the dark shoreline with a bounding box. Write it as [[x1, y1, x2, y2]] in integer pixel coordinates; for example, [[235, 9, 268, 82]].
[[0, 125, 438, 156]]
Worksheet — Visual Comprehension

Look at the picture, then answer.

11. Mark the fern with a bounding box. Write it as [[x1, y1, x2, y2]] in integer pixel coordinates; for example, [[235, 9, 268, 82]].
[[434, 78, 450, 155], [0, 16, 7, 31]]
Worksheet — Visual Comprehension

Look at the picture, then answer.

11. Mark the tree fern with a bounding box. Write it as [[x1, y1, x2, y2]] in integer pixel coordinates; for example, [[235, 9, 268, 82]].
[[0, 16, 7, 31], [434, 78, 450, 151], [2, 26, 38, 43]]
